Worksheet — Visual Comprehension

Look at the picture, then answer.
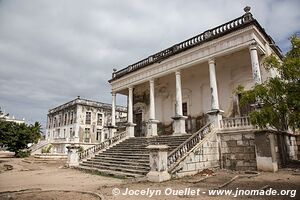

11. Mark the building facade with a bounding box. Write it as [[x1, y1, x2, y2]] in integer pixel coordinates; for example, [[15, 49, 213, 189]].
[[73, 8, 299, 177], [45, 97, 127, 153], [109, 7, 281, 138]]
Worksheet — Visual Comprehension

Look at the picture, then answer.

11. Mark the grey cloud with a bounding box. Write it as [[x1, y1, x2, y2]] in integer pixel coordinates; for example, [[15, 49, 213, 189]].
[[0, 0, 299, 129]]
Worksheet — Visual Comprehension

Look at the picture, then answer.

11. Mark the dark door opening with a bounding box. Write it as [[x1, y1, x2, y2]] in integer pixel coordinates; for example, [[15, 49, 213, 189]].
[[134, 113, 143, 137]]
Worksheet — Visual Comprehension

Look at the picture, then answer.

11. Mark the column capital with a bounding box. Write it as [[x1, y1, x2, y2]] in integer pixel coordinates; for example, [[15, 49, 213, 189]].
[[208, 58, 215, 65], [128, 86, 133, 90], [249, 41, 258, 50], [175, 70, 181, 76], [111, 92, 116, 96], [149, 79, 155, 84]]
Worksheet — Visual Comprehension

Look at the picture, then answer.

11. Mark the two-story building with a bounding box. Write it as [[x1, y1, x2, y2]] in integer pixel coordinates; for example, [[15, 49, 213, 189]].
[[45, 96, 127, 153]]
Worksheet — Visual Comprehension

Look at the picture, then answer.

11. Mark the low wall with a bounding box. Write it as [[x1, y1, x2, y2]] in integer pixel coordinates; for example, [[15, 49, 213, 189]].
[[219, 131, 257, 171]]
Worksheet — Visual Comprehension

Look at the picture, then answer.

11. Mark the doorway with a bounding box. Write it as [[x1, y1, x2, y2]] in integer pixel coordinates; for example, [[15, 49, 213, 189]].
[[134, 113, 143, 137]]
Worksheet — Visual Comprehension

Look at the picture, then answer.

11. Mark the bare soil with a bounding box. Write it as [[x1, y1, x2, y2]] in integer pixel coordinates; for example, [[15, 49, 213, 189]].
[[0, 152, 299, 200]]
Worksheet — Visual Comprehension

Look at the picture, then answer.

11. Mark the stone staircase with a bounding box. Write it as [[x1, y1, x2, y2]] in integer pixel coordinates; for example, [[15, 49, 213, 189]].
[[79, 134, 191, 178]]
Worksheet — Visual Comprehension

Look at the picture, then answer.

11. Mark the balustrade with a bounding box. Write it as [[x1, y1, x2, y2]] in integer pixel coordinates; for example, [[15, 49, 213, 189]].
[[113, 14, 252, 80], [79, 131, 127, 160]]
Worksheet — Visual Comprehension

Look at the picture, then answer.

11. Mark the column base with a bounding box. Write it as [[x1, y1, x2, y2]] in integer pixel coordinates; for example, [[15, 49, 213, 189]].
[[206, 109, 223, 128], [126, 123, 136, 137], [146, 119, 159, 137], [147, 171, 171, 182], [107, 125, 117, 138], [172, 116, 187, 135]]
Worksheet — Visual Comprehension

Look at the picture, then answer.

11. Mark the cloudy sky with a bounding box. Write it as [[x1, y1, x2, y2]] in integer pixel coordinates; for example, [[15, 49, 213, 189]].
[[0, 0, 299, 129]]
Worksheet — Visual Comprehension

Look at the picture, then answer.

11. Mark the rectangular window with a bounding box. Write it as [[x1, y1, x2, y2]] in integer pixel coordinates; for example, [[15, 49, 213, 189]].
[[96, 129, 102, 141], [174, 102, 188, 116], [64, 114, 67, 126], [57, 129, 60, 138], [63, 129, 66, 138], [70, 128, 73, 138], [104, 132, 108, 140], [182, 102, 188, 116], [84, 128, 90, 142], [85, 112, 91, 124], [54, 117, 56, 128], [58, 115, 61, 127], [97, 113, 103, 126], [70, 112, 73, 124]]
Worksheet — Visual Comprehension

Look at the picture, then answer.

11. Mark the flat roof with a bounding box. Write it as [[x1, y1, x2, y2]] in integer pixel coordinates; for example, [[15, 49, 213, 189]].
[[48, 97, 127, 114]]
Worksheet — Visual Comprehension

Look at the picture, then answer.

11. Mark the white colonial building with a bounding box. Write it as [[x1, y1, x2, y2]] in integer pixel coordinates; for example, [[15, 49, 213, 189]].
[[108, 7, 281, 138], [70, 8, 299, 179], [43, 96, 127, 154]]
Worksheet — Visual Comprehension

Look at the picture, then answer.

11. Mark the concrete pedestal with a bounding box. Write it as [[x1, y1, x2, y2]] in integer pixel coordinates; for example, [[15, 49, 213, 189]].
[[126, 123, 136, 137], [206, 109, 223, 128], [66, 145, 80, 167], [146, 145, 171, 182], [107, 125, 117, 138], [146, 119, 159, 137], [172, 116, 187, 135]]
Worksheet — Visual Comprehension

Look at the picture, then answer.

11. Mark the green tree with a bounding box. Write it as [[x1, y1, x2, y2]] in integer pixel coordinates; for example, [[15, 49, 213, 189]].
[[0, 121, 41, 157], [237, 35, 300, 132]]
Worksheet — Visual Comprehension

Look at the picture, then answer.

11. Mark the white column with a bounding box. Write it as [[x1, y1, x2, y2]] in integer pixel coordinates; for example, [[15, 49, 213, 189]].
[[111, 92, 116, 127], [208, 58, 220, 110], [127, 86, 135, 137], [147, 79, 158, 137], [172, 70, 186, 135], [249, 44, 262, 84], [175, 70, 183, 116], [207, 58, 222, 128], [149, 79, 155, 120], [128, 87, 133, 123]]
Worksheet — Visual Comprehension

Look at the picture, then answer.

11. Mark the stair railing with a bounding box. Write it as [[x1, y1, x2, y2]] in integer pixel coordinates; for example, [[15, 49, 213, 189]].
[[79, 131, 127, 161], [167, 123, 214, 172], [30, 140, 49, 153]]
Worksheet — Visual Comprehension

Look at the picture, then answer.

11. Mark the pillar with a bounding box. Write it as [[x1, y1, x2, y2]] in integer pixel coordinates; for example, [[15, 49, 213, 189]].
[[249, 43, 262, 85], [108, 92, 117, 137], [146, 145, 171, 182], [126, 86, 135, 137], [66, 145, 80, 167], [207, 58, 222, 128], [147, 79, 159, 137], [172, 70, 187, 135], [111, 92, 116, 127]]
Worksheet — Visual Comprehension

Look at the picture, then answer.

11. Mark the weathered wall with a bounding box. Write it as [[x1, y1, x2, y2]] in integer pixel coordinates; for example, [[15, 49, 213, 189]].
[[285, 135, 299, 161], [219, 131, 256, 171], [174, 133, 219, 177]]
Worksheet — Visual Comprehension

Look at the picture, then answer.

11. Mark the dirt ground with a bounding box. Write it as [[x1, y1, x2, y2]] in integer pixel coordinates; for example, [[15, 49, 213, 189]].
[[0, 152, 299, 200]]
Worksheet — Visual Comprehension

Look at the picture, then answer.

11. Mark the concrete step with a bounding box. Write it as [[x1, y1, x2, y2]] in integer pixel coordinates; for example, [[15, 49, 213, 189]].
[[79, 134, 193, 177], [82, 160, 150, 170], [76, 165, 143, 178], [90, 156, 149, 163], [88, 158, 149, 165], [95, 154, 149, 160], [80, 162, 148, 175]]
